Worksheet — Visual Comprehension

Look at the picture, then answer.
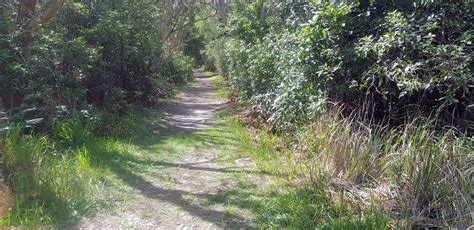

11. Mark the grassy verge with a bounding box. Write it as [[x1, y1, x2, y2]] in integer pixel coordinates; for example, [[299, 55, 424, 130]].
[[0, 113, 153, 227], [210, 75, 473, 228], [1, 73, 470, 228], [205, 75, 389, 228], [206, 107, 389, 228], [210, 73, 229, 99], [0, 73, 260, 228]]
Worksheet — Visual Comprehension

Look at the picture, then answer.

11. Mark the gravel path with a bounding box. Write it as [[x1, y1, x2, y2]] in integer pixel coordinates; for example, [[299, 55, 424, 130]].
[[77, 72, 260, 229]]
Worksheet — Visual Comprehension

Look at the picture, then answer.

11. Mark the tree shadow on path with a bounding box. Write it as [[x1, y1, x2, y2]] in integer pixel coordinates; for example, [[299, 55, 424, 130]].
[[110, 162, 251, 228], [95, 71, 258, 228]]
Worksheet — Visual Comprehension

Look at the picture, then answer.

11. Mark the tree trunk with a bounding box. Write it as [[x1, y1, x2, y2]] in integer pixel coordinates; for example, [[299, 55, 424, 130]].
[[16, 0, 65, 60], [10, 0, 65, 108], [16, 0, 36, 60]]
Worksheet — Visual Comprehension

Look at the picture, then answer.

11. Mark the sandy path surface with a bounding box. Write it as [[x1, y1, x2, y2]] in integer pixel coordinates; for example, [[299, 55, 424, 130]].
[[77, 72, 260, 229]]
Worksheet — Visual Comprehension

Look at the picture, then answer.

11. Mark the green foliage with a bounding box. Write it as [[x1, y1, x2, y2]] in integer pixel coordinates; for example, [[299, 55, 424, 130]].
[[164, 53, 195, 85], [214, 1, 473, 132], [299, 113, 472, 228], [84, 2, 164, 109], [203, 1, 474, 228], [1, 1, 472, 228], [212, 101, 390, 228], [1, 0, 196, 119], [231, 107, 472, 228], [216, 2, 352, 128], [0, 1, 201, 225], [348, 5, 473, 124], [227, 1, 271, 43], [0, 2, 23, 109], [0, 116, 138, 227], [2, 124, 96, 226], [54, 117, 93, 148]]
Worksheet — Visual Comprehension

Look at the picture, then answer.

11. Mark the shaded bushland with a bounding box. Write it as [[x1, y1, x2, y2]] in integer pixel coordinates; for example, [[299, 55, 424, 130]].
[[200, 1, 473, 228], [0, 1, 196, 126], [0, 0, 472, 228], [206, 1, 473, 133], [0, 1, 206, 226]]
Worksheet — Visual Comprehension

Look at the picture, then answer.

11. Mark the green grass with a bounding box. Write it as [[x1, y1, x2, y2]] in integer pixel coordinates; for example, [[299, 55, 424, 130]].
[[1, 124, 105, 227], [206, 75, 391, 228], [0, 109, 171, 227], [210, 74, 229, 99], [0, 73, 366, 228], [3, 73, 469, 228], [228, 112, 472, 228], [0, 100, 260, 228], [207, 75, 472, 228]]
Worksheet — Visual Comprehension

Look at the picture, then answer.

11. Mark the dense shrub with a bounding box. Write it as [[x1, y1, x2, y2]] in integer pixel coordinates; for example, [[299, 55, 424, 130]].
[[0, 1, 198, 225], [1, 1, 196, 122], [204, 1, 473, 228], [0, 1, 24, 109], [214, 1, 474, 132], [336, 3, 474, 129]]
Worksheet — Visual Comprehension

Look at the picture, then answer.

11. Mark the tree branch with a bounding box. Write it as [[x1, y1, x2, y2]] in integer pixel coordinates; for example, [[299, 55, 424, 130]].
[[16, 0, 65, 59], [23, 0, 65, 36], [163, 5, 218, 42]]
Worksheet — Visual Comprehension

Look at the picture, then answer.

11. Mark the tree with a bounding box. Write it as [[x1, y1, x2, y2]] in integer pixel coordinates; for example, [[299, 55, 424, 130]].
[[16, 0, 65, 60]]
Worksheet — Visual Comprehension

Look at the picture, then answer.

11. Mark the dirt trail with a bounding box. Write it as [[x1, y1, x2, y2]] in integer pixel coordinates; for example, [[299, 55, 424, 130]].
[[78, 72, 260, 229], [158, 72, 225, 133]]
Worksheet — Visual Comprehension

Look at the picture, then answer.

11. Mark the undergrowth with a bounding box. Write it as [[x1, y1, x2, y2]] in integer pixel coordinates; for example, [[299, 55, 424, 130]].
[[214, 75, 473, 228], [0, 114, 144, 227], [228, 108, 473, 228], [1, 73, 471, 228], [211, 107, 391, 228]]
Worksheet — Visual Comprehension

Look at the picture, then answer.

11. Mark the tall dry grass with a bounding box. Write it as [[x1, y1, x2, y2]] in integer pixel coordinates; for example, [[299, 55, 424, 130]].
[[0, 141, 12, 219], [0, 182, 11, 219], [287, 110, 473, 228]]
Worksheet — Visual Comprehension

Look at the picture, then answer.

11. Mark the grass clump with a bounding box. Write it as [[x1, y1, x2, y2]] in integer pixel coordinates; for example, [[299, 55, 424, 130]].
[[233, 108, 473, 228], [0, 116, 132, 227], [1, 125, 92, 226], [298, 114, 472, 228], [209, 69, 472, 228]]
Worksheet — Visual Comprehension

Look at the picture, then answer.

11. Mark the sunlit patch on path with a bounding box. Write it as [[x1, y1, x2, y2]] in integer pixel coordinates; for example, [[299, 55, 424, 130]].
[[77, 72, 266, 229]]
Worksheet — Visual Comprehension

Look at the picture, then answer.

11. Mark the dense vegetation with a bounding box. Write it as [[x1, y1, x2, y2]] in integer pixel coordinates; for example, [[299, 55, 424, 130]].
[[208, 1, 473, 131], [0, 0, 472, 228], [1, 0, 196, 124], [0, 0, 200, 226], [203, 0, 473, 228]]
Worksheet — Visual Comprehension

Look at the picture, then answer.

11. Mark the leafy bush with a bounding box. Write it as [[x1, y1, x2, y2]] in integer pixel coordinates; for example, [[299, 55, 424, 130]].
[[164, 53, 195, 85], [205, 1, 473, 228], [204, 38, 228, 75], [217, 1, 473, 132], [1, 0, 197, 120], [344, 5, 473, 128]]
